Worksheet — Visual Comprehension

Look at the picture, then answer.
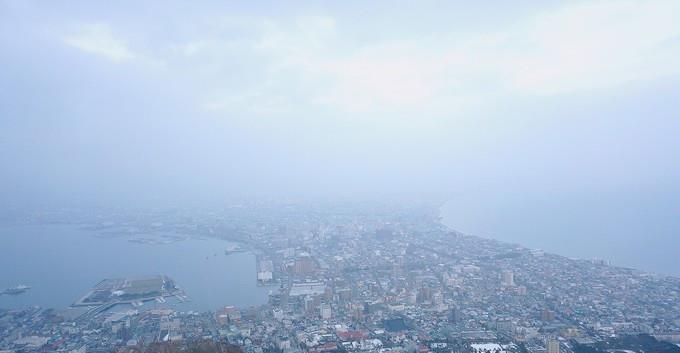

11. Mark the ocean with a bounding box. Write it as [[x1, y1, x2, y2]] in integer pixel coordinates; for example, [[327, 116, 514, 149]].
[[440, 191, 680, 277]]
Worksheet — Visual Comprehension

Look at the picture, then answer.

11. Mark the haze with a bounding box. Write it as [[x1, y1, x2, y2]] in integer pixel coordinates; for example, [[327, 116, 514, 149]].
[[1, 1, 680, 273]]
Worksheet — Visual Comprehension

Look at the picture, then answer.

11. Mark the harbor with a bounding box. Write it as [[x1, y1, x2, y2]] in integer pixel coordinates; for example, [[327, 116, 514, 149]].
[[72, 275, 184, 307], [0, 224, 271, 311], [67, 275, 187, 321]]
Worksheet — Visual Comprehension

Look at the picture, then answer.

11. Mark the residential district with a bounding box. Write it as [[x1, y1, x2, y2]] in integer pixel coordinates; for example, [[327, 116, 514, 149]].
[[1, 203, 679, 353]]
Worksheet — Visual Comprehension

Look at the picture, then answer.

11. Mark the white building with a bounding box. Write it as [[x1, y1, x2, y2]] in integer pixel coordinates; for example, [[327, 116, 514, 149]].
[[257, 270, 273, 282], [320, 303, 332, 319], [289, 281, 326, 297], [502, 270, 515, 287]]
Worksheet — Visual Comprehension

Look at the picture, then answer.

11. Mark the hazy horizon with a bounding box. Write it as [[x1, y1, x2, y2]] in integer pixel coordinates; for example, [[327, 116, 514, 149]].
[[2, 1, 680, 275]]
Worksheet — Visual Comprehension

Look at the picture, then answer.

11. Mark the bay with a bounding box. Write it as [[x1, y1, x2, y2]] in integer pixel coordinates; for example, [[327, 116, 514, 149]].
[[0, 224, 270, 311]]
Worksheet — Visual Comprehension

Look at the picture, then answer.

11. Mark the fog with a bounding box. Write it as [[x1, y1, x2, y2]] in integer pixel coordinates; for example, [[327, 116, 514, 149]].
[[2, 1, 680, 271]]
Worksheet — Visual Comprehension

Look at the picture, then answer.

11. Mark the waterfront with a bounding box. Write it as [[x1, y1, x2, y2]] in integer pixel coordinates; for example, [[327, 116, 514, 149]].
[[3, 203, 680, 352], [440, 191, 680, 277], [0, 224, 270, 311]]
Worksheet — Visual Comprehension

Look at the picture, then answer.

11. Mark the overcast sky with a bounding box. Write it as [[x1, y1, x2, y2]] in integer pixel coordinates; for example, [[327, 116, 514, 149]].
[[1, 0, 680, 207]]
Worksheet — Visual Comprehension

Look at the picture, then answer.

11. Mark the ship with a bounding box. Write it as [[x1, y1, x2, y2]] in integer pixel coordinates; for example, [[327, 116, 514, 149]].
[[224, 243, 246, 254], [1, 284, 31, 295]]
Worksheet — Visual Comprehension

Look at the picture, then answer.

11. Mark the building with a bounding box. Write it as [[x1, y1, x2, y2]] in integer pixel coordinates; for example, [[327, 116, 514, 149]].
[[320, 303, 332, 319], [289, 281, 326, 297], [541, 309, 556, 322], [304, 295, 318, 313], [418, 286, 432, 303], [258, 260, 274, 283], [502, 270, 515, 287], [471, 343, 507, 353], [547, 339, 560, 353], [497, 320, 515, 336], [257, 270, 273, 282], [293, 255, 316, 275], [336, 287, 352, 302], [433, 291, 443, 305], [216, 306, 241, 324], [448, 306, 459, 323]]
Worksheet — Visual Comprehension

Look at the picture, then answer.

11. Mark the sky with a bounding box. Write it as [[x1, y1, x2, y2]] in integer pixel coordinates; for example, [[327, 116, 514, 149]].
[[1, 0, 680, 211]]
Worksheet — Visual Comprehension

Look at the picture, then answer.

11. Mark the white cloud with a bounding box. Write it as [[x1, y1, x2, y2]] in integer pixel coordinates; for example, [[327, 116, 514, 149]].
[[60, 1, 680, 118], [63, 23, 135, 62], [503, 0, 680, 94], [316, 45, 452, 114], [184, 0, 677, 118], [306, 0, 680, 112]]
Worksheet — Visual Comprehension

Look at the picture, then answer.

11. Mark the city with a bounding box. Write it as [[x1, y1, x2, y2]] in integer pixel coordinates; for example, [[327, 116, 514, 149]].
[[1, 203, 679, 353], [2, 1, 680, 353]]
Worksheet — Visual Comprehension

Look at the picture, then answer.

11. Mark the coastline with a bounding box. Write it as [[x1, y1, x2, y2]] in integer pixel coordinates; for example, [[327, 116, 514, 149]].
[[437, 199, 673, 278]]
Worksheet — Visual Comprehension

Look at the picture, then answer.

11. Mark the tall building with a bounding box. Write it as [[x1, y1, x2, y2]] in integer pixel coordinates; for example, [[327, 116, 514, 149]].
[[418, 286, 433, 303], [448, 306, 459, 323], [304, 295, 320, 314], [293, 256, 316, 275], [350, 303, 364, 321], [433, 291, 444, 305], [320, 303, 332, 319], [497, 320, 515, 336], [502, 270, 515, 287], [336, 287, 352, 302], [547, 339, 560, 353]]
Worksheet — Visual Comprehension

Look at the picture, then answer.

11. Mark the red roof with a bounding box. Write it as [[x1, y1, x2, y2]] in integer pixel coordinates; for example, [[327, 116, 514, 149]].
[[337, 330, 367, 341], [310, 342, 338, 352]]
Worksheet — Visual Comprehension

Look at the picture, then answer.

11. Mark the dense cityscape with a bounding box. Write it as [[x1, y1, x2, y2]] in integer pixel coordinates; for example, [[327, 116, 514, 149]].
[[4, 0, 680, 352], [1, 203, 679, 353]]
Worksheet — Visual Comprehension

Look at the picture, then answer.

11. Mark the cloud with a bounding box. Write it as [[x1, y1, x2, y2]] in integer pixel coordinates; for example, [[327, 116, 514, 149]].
[[306, 0, 680, 112], [57, 1, 680, 118], [63, 23, 135, 62], [502, 0, 680, 94], [187, 0, 680, 118]]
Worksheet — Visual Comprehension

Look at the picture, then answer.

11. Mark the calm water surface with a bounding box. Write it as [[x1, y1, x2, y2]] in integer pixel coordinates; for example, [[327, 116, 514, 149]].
[[0, 224, 270, 311], [441, 192, 680, 277]]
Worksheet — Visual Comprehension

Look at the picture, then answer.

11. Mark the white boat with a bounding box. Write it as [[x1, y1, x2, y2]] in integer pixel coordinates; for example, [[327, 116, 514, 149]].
[[1, 284, 31, 295]]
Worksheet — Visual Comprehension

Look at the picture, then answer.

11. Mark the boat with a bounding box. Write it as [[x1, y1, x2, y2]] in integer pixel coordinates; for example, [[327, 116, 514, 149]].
[[224, 244, 245, 254], [2, 284, 31, 295]]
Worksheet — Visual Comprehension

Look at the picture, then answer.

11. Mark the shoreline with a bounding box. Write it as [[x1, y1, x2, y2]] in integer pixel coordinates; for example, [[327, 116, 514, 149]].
[[436, 200, 673, 279]]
